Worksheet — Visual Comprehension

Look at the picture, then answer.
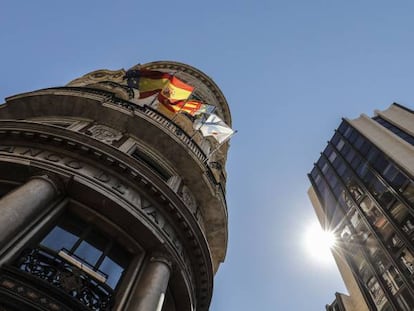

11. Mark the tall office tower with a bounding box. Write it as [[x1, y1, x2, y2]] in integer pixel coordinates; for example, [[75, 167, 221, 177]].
[[308, 104, 414, 311], [0, 61, 232, 311]]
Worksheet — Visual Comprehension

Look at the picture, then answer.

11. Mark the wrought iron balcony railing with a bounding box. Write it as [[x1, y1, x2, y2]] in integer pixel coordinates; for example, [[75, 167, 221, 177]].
[[15, 247, 114, 311]]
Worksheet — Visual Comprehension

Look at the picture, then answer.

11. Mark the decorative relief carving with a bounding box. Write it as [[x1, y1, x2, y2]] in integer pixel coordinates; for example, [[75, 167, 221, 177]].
[[86, 125, 123, 144], [0, 274, 70, 311], [181, 185, 197, 214], [66, 69, 138, 101], [67, 69, 126, 87]]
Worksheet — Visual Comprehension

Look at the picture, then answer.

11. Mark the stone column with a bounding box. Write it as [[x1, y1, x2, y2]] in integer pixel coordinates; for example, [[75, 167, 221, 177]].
[[0, 175, 61, 248], [127, 255, 172, 311]]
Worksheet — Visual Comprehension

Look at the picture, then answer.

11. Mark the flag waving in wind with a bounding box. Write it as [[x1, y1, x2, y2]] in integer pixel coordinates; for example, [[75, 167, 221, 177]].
[[165, 101, 216, 116], [194, 113, 234, 143], [124, 69, 171, 98], [158, 76, 194, 106]]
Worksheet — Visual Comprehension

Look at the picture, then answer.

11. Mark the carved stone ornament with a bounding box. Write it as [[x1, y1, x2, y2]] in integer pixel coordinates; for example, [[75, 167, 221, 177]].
[[181, 185, 197, 213], [67, 69, 138, 101], [86, 125, 123, 144], [67, 69, 126, 87]]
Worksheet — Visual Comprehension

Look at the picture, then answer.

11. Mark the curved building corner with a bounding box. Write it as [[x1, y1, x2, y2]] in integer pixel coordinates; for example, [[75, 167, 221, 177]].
[[0, 60, 233, 311]]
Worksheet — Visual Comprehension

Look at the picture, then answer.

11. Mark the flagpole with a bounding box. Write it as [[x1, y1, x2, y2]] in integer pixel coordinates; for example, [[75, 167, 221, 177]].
[[203, 130, 237, 164]]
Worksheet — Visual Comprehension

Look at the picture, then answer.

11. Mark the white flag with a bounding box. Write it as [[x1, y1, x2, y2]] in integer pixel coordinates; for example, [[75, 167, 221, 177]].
[[196, 114, 234, 143]]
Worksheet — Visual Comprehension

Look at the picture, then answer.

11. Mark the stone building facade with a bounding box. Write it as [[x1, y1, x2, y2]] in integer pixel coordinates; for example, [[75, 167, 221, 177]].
[[308, 104, 414, 311], [0, 61, 232, 311]]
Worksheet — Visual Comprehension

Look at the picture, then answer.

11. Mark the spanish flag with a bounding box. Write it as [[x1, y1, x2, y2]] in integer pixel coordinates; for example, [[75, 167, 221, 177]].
[[166, 100, 204, 116], [166, 101, 215, 116], [157, 76, 194, 105], [125, 70, 171, 98]]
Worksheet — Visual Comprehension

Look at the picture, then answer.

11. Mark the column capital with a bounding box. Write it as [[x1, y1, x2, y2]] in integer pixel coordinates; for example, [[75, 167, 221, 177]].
[[149, 253, 173, 271], [29, 173, 65, 196]]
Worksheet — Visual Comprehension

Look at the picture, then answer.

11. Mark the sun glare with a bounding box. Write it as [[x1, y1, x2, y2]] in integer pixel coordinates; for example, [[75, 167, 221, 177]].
[[303, 222, 336, 264]]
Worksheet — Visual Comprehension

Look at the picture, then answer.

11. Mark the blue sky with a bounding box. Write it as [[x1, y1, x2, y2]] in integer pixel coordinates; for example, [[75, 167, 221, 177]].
[[2, 1, 414, 310]]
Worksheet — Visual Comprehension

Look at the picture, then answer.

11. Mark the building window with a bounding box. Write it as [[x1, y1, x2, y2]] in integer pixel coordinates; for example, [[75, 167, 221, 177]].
[[15, 212, 131, 310], [374, 116, 414, 146], [132, 148, 171, 181], [40, 212, 129, 289]]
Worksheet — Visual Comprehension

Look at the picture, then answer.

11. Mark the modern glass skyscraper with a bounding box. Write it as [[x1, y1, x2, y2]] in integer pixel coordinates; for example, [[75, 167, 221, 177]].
[[308, 104, 414, 311]]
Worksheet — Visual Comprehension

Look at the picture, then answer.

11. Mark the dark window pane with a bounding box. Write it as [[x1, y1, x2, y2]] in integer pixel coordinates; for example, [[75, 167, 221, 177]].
[[351, 155, 362, 170], [407, 137, 414, 145], [314, 174, 321, 185], [345, 149, 356, 163], [338, 122, 348, 135], [383, 163, 398, 182], [355, 136, 365, 149], [324, 145, 334, 157], [337, 139, 345, 151], [356, 162, 369, 177], [132, 149, 170, 181], [317, 157, 327, 170], [74, 241, 103, 266], [332, 156, 342, 169], [360, 142, 371, 156], [328, 151, 337, 163], [341, 144, 351, 157], [337, 162, 347, 177], [344, 127, 354, 139], [331, 132, 341, 146], [349, 131, 359, 144], [100, 257, 123, 289], [321, 163, 329, 174], [101, 244, 129, 289], [372, 155, 388, 172], [366, 147, 379, 163], [391, 172, 408, 190], [41, 226, 78, 251], [344, 127, 353, 138], [363, 171, 375, 185]]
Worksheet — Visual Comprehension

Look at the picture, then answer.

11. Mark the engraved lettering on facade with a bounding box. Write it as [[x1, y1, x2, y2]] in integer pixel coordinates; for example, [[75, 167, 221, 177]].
[[19, 148, 42, 157], [93, 171, 111, 183], [112, 182, 127, 195], [64, 160, 83, 169], [0, 146, 15, 153], [45, 153, 61, 162], [162, 223, 174, 238]]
